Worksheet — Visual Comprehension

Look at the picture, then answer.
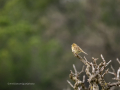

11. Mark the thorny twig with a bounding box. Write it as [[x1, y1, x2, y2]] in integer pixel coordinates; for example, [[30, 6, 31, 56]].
[[67, 65, 87, 90], [67, 53, 120, 90]]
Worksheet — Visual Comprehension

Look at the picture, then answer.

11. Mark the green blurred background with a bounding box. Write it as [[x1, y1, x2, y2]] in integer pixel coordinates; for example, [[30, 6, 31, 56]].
[[0, 0, 120, 90]]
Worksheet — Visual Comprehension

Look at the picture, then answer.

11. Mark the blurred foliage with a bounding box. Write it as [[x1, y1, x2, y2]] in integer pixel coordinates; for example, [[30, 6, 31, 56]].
[[0, 0, 120, 90]]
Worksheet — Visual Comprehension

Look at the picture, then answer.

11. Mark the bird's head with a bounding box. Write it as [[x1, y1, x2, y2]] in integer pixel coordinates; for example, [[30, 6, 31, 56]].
[[72, 43, 77, 47]]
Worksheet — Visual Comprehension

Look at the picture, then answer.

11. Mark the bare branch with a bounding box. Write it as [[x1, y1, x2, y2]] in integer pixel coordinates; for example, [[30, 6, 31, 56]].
[[84, 56, 91, 66], [108, 65, 117, 78], [69, 51, 120, 90], [117, 58, 120, 65], [73, 64, 77, 75], [85, 63, 91, 77], [78, 87, 82, 90], [101, 54, 105, 63], [78, 66, 84, 75], [111, 65, 116, 73], [83, 75, 85, 83], [84, 56, 88, 62], [106, 60, 112, 66], [108, 71, 115, 75], [67, 80, 74, 88], [68, 64, 87, 90], [91, 63, 95, 74], [92, 57, 98, 65], [108, 82, 120, 88], [102, 68, 109, 78], [117, 67, 120, 79], [74, 54, 86, 65], [98, 62, 103, 67]]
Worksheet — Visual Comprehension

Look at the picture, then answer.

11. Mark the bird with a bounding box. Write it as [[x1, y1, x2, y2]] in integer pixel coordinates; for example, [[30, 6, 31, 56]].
[[71, 43, 88, 56]]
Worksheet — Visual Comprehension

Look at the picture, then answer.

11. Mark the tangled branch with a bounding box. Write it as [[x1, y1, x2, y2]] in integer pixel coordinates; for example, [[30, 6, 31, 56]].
[[67, 54, 120, 90]]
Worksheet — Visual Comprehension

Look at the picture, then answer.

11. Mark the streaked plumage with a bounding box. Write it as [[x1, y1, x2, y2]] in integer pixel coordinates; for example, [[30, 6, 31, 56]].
[[71, 43, 88, 56]]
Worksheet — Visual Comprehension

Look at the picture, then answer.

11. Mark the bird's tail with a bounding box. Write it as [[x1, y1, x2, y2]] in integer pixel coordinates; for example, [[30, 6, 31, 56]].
[[82, 51, 88, 55]]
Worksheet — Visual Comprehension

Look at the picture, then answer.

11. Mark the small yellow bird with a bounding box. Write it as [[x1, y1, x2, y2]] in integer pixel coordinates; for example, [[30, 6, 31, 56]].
[[71, 43, 88, 56]]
